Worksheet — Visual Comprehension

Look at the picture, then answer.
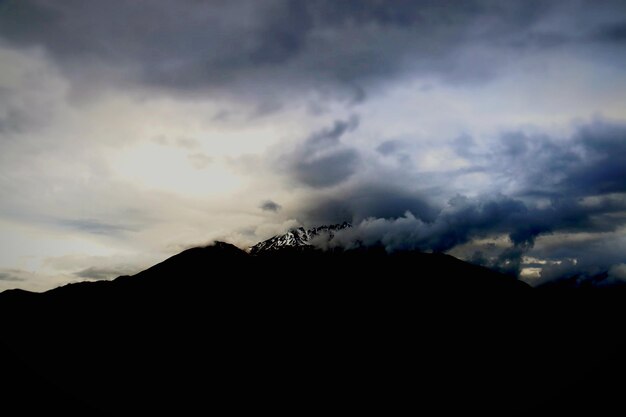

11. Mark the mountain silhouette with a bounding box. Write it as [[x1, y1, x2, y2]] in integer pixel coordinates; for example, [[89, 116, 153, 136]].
[[1, 242, 626, 415]]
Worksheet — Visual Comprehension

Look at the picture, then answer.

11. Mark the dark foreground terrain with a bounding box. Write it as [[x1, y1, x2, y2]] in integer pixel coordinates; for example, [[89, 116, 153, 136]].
[[1, 243, 625, 415]]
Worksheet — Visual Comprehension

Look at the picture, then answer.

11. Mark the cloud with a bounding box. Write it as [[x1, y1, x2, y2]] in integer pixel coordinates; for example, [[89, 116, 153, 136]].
[[279, 116, 360, 188], [293, 149, 360, 188], [59, 218, 140, 236], [260, 200, 282, 212], [0, 106, 33, 134], [299, 184, 438, 226], [0, 268, 64, 292], [74, 265, 138, 280], [592, 21, 626, 43], [0, 269, 27, 282], [295, 121, 626, 279], [467, 122, 626, 198], [321, 192, 625, 277], [325, 194, 535, 252], [609, 264, 626, 281], [2, 1, 623, 100], [44, 254, 147, 282], [187, 153, 212, 169], [176, 137, 200, 150], [152, 135, 200, 150], [376, 140, 407, 156], [0, 1, 625, 292], [527, 229, 626, 281]]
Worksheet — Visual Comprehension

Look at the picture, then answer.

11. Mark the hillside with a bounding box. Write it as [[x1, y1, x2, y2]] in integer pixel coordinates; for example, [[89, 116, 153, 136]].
[[0, 242, 625, 416]]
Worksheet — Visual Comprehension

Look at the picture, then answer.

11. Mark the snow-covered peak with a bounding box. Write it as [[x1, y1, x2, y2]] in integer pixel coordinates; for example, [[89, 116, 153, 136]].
[[249, 222, 351, 254]]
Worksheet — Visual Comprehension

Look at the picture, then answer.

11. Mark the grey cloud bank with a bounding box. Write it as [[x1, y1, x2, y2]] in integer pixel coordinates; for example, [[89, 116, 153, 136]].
[[1, 1, 625, 98]]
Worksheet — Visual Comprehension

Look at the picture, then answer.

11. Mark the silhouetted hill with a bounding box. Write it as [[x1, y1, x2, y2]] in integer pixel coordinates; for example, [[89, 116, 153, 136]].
[[1, 243, 626, 415]]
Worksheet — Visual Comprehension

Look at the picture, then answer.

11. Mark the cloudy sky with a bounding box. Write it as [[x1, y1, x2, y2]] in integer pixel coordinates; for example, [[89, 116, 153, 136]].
[[1, 0, 626, 291]]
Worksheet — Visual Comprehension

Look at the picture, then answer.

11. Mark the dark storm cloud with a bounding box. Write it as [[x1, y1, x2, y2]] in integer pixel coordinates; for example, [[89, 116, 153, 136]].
[[1, 0, 623, 96], [302, 121, 626, 278], [301, 184, 438, 226], [592, 21, 626, 43], [565, 124, 626, 195], [293, 149, 359, 188], [476, 122, 626, 198], [280, 116, 361, 188], [260, 200, 282, 212], [326, 192, 626, 276], [331, 195, 529, 252]]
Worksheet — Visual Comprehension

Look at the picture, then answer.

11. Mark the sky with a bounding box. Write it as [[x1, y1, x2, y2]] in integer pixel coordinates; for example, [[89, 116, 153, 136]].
[[1, 0, 626, 291]]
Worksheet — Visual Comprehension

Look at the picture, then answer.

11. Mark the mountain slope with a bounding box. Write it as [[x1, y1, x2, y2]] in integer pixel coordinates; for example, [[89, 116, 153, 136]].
[[1, 242, 625, 416]]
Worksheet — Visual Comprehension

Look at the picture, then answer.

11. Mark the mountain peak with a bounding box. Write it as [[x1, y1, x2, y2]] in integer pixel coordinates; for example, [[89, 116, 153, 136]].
[[249, 222, 351, 255]]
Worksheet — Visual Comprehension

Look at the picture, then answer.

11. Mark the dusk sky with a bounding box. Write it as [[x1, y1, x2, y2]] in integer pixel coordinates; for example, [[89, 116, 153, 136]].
[[1, 0, 626, 291]]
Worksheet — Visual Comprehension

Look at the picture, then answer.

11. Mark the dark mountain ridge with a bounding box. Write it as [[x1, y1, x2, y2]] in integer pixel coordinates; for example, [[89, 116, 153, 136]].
[[1, 242, 626, 415]]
